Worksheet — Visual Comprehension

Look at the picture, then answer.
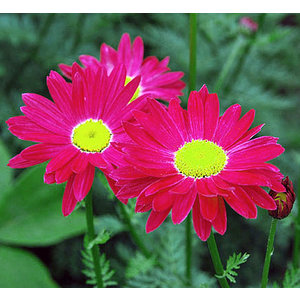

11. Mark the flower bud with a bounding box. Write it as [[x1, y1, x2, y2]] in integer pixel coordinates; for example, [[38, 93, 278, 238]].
[[239, 17, 258, 33], [268, 176, 296, 219]]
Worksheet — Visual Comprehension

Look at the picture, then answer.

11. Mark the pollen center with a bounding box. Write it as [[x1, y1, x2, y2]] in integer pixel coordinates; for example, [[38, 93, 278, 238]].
[[174, 140, 227, 178], [72, 119, 111, 153], [125, 76, 140, 102]]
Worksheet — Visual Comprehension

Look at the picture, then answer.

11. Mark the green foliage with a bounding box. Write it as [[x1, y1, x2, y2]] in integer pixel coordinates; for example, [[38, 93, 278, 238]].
[[117, 222, 214, 288], [0, 245, 58, 288], [0, 164, 86, 246], [87, 230, 111, 250], [273, 267, 300, 288], [0, 139, 12, 195], [216, 252, 250, 284], [81, 235, 117, 287]]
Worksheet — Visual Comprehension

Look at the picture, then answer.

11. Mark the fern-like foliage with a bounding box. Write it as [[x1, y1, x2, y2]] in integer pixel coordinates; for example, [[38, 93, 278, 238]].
[[81, 235, 117, 287], [216, 252, 250, 284], [118, 222, 215, 288], [273, 267, 300, 288]]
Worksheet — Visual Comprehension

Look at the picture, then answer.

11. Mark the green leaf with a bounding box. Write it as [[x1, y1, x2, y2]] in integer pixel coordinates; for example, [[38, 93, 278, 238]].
[[0, 245, 58, 288], [0, 139, 13, 196], [0, 165, 86, 246], [87, 230, 111, 250], [216, 252, 250, 284]]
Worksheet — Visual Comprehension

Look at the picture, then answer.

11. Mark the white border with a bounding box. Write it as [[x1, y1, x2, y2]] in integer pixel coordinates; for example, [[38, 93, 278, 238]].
[[1, 0, 300, 13]]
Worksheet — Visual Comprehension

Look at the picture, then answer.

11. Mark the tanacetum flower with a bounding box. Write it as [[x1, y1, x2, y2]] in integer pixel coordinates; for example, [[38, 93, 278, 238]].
[[269, 176, 296, 219], [110, 85, 285, 241], [59, 33, 186, 102], [7, 63, 146, 216]]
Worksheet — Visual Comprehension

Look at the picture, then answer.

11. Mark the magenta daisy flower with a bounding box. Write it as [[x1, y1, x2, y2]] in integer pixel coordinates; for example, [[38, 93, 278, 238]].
[[59, 33, 186, 102], [110, 85, 285, 241], [7, 63, 146, 216]]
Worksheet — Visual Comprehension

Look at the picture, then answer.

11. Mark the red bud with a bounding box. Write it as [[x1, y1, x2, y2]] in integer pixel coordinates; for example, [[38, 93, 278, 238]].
[[268, 176, 296, 219]]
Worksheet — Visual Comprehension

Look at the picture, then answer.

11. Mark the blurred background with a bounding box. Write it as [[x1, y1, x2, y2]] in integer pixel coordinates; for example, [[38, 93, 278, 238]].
[[0, 13, 299, 288]]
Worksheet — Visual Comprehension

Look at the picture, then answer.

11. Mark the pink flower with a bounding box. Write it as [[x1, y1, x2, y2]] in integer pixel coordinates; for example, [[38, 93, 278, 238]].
[[110, 85, 285, 241], [7, 63, 146, 216], [239, 17, 258, 32], [59, 33, 186, 102]]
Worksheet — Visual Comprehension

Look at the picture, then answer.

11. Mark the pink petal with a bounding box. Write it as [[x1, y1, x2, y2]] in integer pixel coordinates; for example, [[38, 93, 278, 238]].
[[228, 143, 285, 164], [20, 143, 66, 161], [188, 90, 205, 140], [46, 146, 79, 173], [199, 195, 219, 221], [220, 109, 256, 150], [204, 93, 219, 140], [168, 99, 189, 141], [130, 36, 144, 75], [145, 208, 171, 233], [8, 153, 44, 169], [71, 152, 89, 173], [172, 184, 197, 224], [214, 104, 241, 145], [170, 177, 195, 194], [212, 197, 227, 235], [145, 175, 184, 196], [243, 186, 276, 210], [224, 186, 257, 219], [192, 196, 212, 241], [152, 190, 176, 211], [73, 164, 95, 201], [62, 174, 78, 216]]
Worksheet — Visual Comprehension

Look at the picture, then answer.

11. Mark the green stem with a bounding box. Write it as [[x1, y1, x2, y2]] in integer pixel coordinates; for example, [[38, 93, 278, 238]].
[[185, 213, 192, 286], [85, 191, 104, 288], [261, 218, 278, 288], [293, 179, 300, 269], [206, 231, 230, 288], [117, 201, 152, 259], [213, 35, 245, 94], [189, 13, 197, 93], [185, 13, 197, 287]]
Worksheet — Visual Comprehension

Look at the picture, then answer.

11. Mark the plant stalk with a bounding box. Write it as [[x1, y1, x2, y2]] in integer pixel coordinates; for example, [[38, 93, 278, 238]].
[[261, 218, 278, 288], [85, 191, 104, 288], [117, 201, 152, 259], [292, 179, 300, 269], [206, 231, 230, 288]]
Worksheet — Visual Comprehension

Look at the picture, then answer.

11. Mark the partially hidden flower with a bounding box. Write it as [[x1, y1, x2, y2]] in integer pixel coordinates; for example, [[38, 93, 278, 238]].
[[7, 63, 146, 216], [59, 33, 186, 103], [239, 17, 258, 32], [269, 176, 296, 219], [110, 85, 285, 241]]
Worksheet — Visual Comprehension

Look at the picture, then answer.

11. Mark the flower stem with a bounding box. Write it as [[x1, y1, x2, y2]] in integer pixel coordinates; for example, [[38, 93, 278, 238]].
[[185, 13, 197, 287], [213, 35, 245, 94], [117, 201, 152, 259], [292, 179, 300, 269], [85, 191, 104, 288], [189, 13, 197, 93], [185, 213, 192, 286], [261, 218, 278, 288], [206, 231, 230, 288]]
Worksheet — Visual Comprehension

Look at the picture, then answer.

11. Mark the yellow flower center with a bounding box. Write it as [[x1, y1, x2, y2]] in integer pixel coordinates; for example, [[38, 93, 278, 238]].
[[72, 119, 111, 153], [275, 192, 287, 212], [125, 76, 141, 102], [174, 140, 227, 178]]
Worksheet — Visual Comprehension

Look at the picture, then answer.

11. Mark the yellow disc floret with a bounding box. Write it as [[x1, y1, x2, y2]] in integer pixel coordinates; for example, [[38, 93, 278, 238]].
[[174, 140, 227, 178], [125, 76, 141, 102], [72, 119, 111, 153]]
